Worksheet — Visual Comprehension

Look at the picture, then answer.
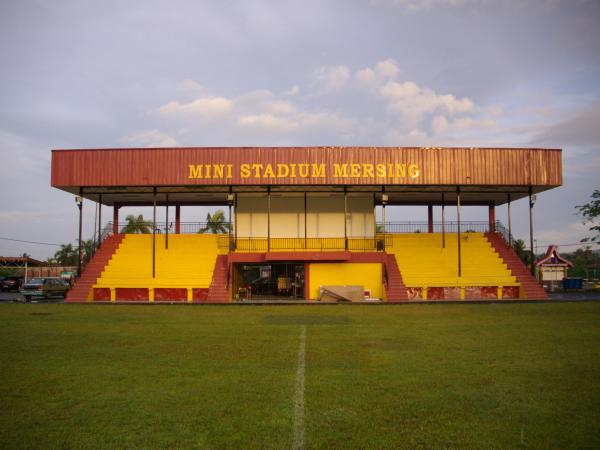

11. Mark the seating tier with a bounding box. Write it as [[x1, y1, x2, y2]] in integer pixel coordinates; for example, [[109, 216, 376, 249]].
[[94, 234, 220, 289], [388, 233, 518, 288]]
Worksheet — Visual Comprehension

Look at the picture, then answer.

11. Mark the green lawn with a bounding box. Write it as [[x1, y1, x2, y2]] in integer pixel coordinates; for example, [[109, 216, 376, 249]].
[[1, 303, 599, 449]]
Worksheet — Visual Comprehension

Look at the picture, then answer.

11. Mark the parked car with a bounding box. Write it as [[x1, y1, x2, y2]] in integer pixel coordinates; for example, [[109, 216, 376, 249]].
[[1, 276, 24, 291], [20, 277, 70, 301]]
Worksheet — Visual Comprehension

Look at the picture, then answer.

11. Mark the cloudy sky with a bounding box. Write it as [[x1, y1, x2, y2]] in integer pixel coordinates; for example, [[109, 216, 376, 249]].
[[0, 0, 599, 260]]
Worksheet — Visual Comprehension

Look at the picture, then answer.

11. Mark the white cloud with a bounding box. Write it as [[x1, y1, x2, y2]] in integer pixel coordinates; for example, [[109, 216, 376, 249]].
[[178, 79, 208, 93], [154, 80, 354, 137], [152, 60, 495, 143], [121, 129, 178, 147], [355, 67, 376, 86], [157, 97, 233, 117], [380, 81, 474, 119], [356, 59, 400, 87], [313, 65, 350, 90], [431, 115, 493, 134], [238, 114, 298, 132], [375, 59, 400, 79], [284, 85, 300, 96], [431, 115, 449, 134], [354, 59, 484, 135], [236, 90, 297, 114]]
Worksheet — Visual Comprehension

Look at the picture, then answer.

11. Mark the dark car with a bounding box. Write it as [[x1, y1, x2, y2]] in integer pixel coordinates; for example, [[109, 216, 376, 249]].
[[1, 276, 24, 291], [20, 277, 70, 301]]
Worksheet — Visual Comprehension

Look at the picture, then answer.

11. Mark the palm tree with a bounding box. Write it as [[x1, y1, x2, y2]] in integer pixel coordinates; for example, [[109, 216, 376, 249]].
[[80, 239, 95, 265], [513, 239, 530, 266], [54, 244, 77, 266], [199, 210, 230, 234], [46, 257, 57, 266], [122, 214, 153, 234]]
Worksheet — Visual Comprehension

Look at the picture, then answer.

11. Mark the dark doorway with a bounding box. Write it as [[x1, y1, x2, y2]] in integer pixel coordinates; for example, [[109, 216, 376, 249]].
[[233, 263, 305, 300]]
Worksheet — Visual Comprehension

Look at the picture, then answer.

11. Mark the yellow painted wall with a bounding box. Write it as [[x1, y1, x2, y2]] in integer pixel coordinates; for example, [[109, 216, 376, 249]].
[[308, 263, 383, 300], [236, 195, 268, 237], [347, 195, 375, 237], [236, 193, 374, 238]]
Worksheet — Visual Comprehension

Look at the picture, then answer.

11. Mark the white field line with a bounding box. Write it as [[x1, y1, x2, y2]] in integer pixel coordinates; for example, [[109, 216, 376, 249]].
[[292, 325, 306, 450]]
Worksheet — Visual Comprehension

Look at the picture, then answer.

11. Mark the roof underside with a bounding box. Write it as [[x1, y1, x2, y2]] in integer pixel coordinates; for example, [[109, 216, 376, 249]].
[[69, 184, 550, 207]]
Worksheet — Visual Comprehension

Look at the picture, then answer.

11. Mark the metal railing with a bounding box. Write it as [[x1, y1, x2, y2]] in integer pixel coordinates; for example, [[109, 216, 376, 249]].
[[94, 219, 519, 254], [105, 221, 233, 235], [376, 221, 493, 234], [230, 237, 386, 252]]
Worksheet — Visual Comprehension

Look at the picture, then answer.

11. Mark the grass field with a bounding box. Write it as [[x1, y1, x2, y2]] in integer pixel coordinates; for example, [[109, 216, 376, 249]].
[[1, 303, 599, 449]]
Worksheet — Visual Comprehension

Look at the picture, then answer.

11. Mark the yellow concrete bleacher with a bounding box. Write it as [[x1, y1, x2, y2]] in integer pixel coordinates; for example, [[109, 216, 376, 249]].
[[92, 234, 222, 300], [388, 233, 519, 296]]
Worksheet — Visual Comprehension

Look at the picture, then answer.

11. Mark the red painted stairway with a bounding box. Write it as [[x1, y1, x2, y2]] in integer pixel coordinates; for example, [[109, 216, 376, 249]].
[[384, 254, 409, 302], [206, 255, 229, 302], [65, 234, 124, 302], [486, 232, 548, 300]]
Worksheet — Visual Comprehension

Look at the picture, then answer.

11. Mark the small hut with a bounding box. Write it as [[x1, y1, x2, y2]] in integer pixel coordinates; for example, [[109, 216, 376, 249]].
[[535, 245, 573, 291]]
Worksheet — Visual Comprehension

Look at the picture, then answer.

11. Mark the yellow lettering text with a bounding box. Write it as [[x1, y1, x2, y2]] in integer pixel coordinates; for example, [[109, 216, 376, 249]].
[[333, 164, 348, 177], [251, 164, 263, 178], [188, 164, 203, 179], [213, 164, 224, 178], [298, 164, 309, 178], [395, 163, 406, 178], [263, 164, 275, 178], [240, 164, 251, 178], [408, 163, 420, 178], [311, 163, 325, 177], [277, 164, 289, 178]]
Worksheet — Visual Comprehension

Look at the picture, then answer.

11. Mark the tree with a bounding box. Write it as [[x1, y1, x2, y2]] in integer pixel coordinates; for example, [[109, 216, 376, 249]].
[[54, 244, 77, 266], [80, 239, 95, 266], [567, 246, 600, 278], [122, 214, 153, 234], [46, 257, 57, 266], [199, 210, 230, 234], [21, 253, 31, 259], [513, 239, 531, 266], [576, 189, 600, 245]]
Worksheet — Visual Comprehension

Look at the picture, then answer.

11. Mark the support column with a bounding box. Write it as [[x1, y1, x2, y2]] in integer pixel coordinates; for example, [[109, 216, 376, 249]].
[[113, 205, 120, 234], [97, 194, 102, 248], [344, 186, 348, 250], [529, 186, 535, 276], [165, 194, 169, 250], [77, 189, 83, 278], [427, 204, 433, 233], [267, 186, 271, 252], [228, 189, 234, 252], [488, 202, 496, 233], [304, 192, 307, 249], [234, 193, 238, 242], [507, 193, 512, 247], [381, 187, 387, 234], [441, 193, 446, 249], [152, 187, 157, 278], [175, 205, 181, 234], [456, 186, 462, 278]]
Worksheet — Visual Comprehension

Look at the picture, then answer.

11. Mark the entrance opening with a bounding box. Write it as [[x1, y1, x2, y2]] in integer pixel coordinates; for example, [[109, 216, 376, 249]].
[[233, 262, 305, 301]]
